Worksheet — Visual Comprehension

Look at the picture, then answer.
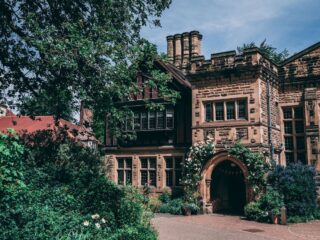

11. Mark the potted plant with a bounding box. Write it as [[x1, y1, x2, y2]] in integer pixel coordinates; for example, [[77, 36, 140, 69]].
[[260, 187, 284, 224], [183, 205, 192, 216], [270, 208, 280, 224], [183, 202, 200, 216]]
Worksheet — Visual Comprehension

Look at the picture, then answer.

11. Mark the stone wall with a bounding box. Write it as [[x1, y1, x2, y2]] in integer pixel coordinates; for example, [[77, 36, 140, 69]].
[[188, 65, 278, 160], [282, 47, 320, 81], [105, 147, 186, 194]]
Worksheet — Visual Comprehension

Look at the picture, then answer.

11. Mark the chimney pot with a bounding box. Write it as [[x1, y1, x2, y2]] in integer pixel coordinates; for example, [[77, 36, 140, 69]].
[[166, 31, 202, 70], [173, 34, 182, 67], [166, 35, 174, 63]]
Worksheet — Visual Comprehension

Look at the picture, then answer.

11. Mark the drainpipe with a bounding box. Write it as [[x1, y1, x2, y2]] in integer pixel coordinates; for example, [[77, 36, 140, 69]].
[[267, 78, 275, 164]]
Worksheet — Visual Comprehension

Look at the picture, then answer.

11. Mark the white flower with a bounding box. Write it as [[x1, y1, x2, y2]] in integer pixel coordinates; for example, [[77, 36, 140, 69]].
[[95, 223, 101, 229], [101, 218, 107, 224], [91, 214, 100, 220], [83, 221, 90, 227]]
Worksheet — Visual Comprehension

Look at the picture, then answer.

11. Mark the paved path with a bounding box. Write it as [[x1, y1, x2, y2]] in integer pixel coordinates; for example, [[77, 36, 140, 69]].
[[152, 214, 320, 240]]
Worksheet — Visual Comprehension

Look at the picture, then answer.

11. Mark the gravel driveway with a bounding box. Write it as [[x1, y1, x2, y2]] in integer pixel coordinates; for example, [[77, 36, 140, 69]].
[[151, 214, 320, 240]]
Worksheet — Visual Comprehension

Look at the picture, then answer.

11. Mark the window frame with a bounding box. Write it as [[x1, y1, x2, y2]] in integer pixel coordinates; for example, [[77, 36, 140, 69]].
[[117, 158, 132, 185], [129, 108, 175, 131], [204, 98, 248, 122], [283, 106, 306, 164], [165, 156, 183, 187], [140, 157, 157, 187]]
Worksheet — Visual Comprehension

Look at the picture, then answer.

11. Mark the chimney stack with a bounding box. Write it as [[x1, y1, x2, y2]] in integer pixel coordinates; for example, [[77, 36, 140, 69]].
[[173, 34, 182, 68], [80, 102, 93, 131], [182, 32, 190, 69], [166, 35, 174, 63], [166, 31, 202, 70], [190, 31, 202, 56]]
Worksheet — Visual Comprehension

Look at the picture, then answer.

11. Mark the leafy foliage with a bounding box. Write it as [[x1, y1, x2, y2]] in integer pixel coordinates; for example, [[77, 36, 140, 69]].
[[259, 187, 284, 215], [245, 163, 318, 223], [244, 201, 268, 222], [244, 187, 284, 223], [237, 39, 289, 64], [159, 198, 184, 215], [229, 143, 269, 197], [0, 130, 156, 239], [268, 163, 317, 220], [181, 140, 215, 202], [0, 0, 176, 140]]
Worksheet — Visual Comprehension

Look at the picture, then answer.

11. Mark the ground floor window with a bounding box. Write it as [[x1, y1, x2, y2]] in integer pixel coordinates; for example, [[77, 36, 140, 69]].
[[140, 157, 157, 186], [165, 156, 183, 187], [117, 158, 132, 185]]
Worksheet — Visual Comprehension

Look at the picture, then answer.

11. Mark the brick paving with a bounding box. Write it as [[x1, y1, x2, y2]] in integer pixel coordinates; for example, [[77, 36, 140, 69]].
[[152, 214, 320, 240]]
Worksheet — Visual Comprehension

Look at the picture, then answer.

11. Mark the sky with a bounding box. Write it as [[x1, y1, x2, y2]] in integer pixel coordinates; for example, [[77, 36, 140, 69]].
[[141, 0, 320, 59]]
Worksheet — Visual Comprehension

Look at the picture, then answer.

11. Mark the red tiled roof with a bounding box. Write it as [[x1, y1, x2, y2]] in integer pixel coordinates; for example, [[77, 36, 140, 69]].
[[5, 109, 16, 117], [0, 115, 97, 142]]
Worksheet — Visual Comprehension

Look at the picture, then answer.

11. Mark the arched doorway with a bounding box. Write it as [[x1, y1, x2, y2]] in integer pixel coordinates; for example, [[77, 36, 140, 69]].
[[200, 151, 251, 214], [211, 160, 246, 214]]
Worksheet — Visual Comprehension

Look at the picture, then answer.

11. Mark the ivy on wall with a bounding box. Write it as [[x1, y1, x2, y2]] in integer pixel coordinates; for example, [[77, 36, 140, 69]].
[[181, 140, 215, 202], [181, 141, 269, 203], [228, 143, 270, 198]]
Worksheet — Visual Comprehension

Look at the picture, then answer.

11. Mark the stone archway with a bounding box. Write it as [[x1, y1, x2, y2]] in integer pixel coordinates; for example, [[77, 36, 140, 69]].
[[200, 151, 251, 214]]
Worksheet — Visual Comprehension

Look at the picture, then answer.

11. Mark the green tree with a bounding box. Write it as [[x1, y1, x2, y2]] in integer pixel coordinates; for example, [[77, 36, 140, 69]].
[[237, 39, 289, 64], [0, 0, 176, 138]]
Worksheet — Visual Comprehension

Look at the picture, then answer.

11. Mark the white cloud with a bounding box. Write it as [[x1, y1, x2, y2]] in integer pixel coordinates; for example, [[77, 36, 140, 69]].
[[142, 0, 319, 58]]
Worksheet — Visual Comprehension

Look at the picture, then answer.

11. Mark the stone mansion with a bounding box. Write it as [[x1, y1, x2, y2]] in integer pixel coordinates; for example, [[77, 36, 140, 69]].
[[105, 31, 320, 213]]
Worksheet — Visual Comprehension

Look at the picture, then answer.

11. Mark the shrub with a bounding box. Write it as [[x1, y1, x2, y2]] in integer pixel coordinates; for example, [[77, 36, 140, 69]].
[[158, 197, 200, 215], [183, 202, 200, 215], [244, 202, 268, 222], [159, 190, 171, 204], [244, 187, 283, 223], [259, 187, 284, 215], [0, 130, 156, 239], [110, 225, 157, 240], [149, 197, 162, 213], [159, 198, 184, 215], [268, 163, 317, 219]]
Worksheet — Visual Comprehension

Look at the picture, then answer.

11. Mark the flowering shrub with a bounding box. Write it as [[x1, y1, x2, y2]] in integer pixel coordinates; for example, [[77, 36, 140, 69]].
[[268, 163, 318, 221], [181, 140, 215, 203], [228, 143, 269, 197]]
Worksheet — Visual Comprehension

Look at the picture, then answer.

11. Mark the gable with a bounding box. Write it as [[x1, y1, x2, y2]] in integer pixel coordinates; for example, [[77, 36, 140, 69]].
[[281, 42, 320, 81]]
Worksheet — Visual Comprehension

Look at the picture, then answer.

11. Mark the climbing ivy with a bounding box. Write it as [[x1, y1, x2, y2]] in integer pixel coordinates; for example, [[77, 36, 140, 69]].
[[181, 140, 215, 202], [228, 143, 270, 198]]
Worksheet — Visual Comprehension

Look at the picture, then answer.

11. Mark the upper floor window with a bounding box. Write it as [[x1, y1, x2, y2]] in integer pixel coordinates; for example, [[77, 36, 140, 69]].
[[205, 99, 247, 122], [205, 103, 213, 122], [128, 109, 174, 131], [237, 100, 247, 119], [226, 101, 235, 120], [283, 107, 306, 164], [149, 111, 156, 129], [157, 111, 165, 129], [166, 109, 174, 129], [141, 112, 148, 130], [215, 102, 224, 121], [117, 158, 132, 185]]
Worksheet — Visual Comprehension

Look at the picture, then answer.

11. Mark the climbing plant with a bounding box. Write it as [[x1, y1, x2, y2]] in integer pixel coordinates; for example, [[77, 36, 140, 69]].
[[228, 143, 270, 198], [181, 140, 215, 202]]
